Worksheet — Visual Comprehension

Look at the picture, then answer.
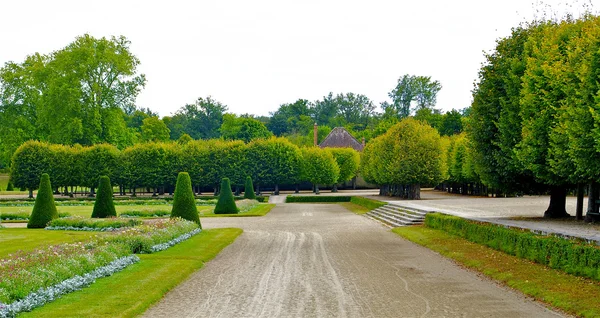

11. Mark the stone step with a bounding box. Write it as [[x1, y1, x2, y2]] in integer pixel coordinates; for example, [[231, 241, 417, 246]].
[[370, 209, 423, 224], [367, 212, 406, 227], [379, 205, 428, 217]]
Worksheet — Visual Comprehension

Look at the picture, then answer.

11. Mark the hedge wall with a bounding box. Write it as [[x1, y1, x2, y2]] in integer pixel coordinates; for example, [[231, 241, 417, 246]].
[[425, 213, 600, 280]]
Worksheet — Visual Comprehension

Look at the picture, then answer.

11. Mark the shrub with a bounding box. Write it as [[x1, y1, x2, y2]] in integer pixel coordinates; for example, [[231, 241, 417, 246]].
[[119, 210, 171, 218], [243, 176, 256, 200], [27, 173, 58, 228], [6, 181, 14, 191], [91, 176, 117, 218], [1, 212, 29, 221], [350, 196, 386, 210], [214, 178, 239, 214], [47, 217, 142, 231], [425, 213, 600, 280], [285, 196, 352, 203], [171, 172, 201, 225]]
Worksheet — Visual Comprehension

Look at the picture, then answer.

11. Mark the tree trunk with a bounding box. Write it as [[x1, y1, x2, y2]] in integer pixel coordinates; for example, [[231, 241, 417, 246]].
[[544, 186, 570, 218], [586, 182, 599, 222], [256, 184, 261, 196], [274, 184, 279, 195], [379, 186, 384, 196], [407, 184, 420, 200], [315, 184, 320, 194], [352, 177, 356, 190], [295, 185, 299, 194], [332, 184, 338, 193], [576, 183, 585, 221], [28, 189, 33, 199], [152, 188, 158, 197], [213, 186, 218, 196], [88, 187, 95, 198], [235, 186, 240, 196], [131, 187, 136, 197]]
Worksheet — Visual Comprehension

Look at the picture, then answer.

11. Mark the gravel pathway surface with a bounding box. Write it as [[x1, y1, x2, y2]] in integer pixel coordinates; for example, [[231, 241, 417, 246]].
[[143, 203, 562, 318]]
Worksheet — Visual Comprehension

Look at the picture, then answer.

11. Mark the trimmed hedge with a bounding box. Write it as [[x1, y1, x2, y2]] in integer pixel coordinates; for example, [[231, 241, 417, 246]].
[[243, 176, 256, 200], [349, 197, 386, 210], [171, 172, 201, 226], [28, 173, 58, 228], [91, 176, 117, 218], [119, 210, 171, 218], [47, 217, 142, 230], [6, 181, 14, 191], [285, 196, 352, 203], [425, 213, 600, 280], [214, 178, 239, 214]]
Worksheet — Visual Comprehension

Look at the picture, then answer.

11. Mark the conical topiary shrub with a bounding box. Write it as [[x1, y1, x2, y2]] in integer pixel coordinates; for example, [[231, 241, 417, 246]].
[[214, 178, 239, 214], [28, 173, 58, 228], [171, 172, 201, 226], [6, 181, 14, 191], [92, 176, 117, 218], [243, 176, 256, 200]]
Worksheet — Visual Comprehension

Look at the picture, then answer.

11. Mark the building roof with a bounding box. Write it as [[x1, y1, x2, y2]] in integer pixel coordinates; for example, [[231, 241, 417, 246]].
[[319, 127, 364, 152]]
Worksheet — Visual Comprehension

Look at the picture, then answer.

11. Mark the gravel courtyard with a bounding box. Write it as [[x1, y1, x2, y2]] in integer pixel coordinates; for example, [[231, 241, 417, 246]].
[[143, 202, 562, 318]]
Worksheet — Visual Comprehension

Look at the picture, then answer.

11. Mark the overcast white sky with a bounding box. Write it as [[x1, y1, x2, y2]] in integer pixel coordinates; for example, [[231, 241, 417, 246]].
[[1, 0, 595, 117]]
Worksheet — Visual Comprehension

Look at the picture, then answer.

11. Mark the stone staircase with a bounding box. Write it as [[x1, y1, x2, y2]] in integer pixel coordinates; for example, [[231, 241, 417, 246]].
[[366, 204, 430, 228]]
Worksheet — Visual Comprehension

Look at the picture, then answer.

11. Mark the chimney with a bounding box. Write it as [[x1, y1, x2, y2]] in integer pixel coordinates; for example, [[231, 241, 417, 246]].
[[362, 137, 366, 147], [314, 123, 318, 146]]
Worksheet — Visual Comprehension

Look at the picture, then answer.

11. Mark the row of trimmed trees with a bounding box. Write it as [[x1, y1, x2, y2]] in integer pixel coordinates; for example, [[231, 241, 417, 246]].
[[10, 137, 360, 197]]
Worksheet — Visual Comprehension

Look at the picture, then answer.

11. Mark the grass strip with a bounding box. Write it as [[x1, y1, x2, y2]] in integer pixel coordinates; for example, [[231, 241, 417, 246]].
[[0, 229, 99, 258], [198, 203, 276, 217], [21, 228, 242, 318], [341, 197, 387, 214], [393, 226, 600, 317]]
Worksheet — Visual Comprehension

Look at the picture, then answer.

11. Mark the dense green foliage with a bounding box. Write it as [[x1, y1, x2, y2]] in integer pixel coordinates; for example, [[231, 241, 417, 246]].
[[246, 137, 303, 191], [27, 173, 58, 228], [243, 176, 256, 199], [361, 118, 443, 199], [285, 196, 352, 203], [214, 178, 239, 214], [328, 148, 360, 185], [425, 213, 600, 280], [171, 172, 201, 225], [91, 176, 117, 218], [300, 147, 340, 193], [5, 181, 13, 191], [220, 114, 272, 142]]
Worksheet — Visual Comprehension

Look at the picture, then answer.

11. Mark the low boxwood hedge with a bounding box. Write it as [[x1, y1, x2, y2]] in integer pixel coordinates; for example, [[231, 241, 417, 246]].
[[285, 196, 352, 203], [425, 213, 600, 280]]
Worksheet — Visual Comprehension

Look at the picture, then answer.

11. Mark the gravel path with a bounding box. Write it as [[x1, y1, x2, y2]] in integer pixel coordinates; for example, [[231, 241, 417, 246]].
[[143, 203, 561, 318]]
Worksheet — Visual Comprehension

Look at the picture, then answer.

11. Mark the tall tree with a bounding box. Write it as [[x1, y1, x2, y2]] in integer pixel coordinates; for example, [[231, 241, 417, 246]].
[[220, 114, 273, 143], [168, 96, 227, 140], [388, 75, 442, 118]]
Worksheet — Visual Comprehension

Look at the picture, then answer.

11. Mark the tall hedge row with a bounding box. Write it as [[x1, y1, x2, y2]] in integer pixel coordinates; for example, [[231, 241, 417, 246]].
[[10, 137, 357, 193]]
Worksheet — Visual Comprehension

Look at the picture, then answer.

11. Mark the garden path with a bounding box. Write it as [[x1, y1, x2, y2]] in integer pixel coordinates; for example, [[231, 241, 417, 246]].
[[143, 203, 562, 318]]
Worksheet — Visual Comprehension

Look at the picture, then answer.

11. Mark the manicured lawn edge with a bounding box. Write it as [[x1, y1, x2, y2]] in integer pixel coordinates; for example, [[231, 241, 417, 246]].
[[21, 228, 243, 318], [393, 226, 600, 317], [199, 203, 276, 217], [285, 195, 352, 203]]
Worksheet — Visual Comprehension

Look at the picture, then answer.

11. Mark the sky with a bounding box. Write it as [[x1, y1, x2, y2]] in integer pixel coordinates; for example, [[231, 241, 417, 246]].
[[0, 0, 595, 118]]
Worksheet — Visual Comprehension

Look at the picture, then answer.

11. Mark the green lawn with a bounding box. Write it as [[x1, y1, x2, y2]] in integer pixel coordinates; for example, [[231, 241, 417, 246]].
[[198, 203, 276, 217], [339, 202, 371, 214], [21, 228, 242, 318], [1, 205, 214, 219], [393, 226, 600, 317], [0, 228, 100, 258]]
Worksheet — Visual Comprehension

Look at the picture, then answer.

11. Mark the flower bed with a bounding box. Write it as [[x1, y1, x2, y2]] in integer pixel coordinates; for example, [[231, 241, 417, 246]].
[[237, 199, 260, 213], [105, 218, 200, 254], [119, 209, 171, 218], [46, 217, 142, 231], [0, 218, 201, 317]]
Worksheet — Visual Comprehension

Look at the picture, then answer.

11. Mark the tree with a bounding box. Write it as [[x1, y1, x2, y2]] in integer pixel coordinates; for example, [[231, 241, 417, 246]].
[[80, 144, 120, 195], [244, 176, 256, 199], [167, 96, 227, 140], [438, 109, 463, 136], [27, 173, 58, 228], [300, 147, 340, 194], [246, 137, 302, 194], [267, 99, 312, 136], [91, 176, 117, 218], [214, 178, 239, 214], [328, 148, 360, 191], [388, 75, 442, 118], [171, 172, 201, 225], [220, 114, 273, 142], [141, 117, 170, 142], [10, 141, 52, 198]]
